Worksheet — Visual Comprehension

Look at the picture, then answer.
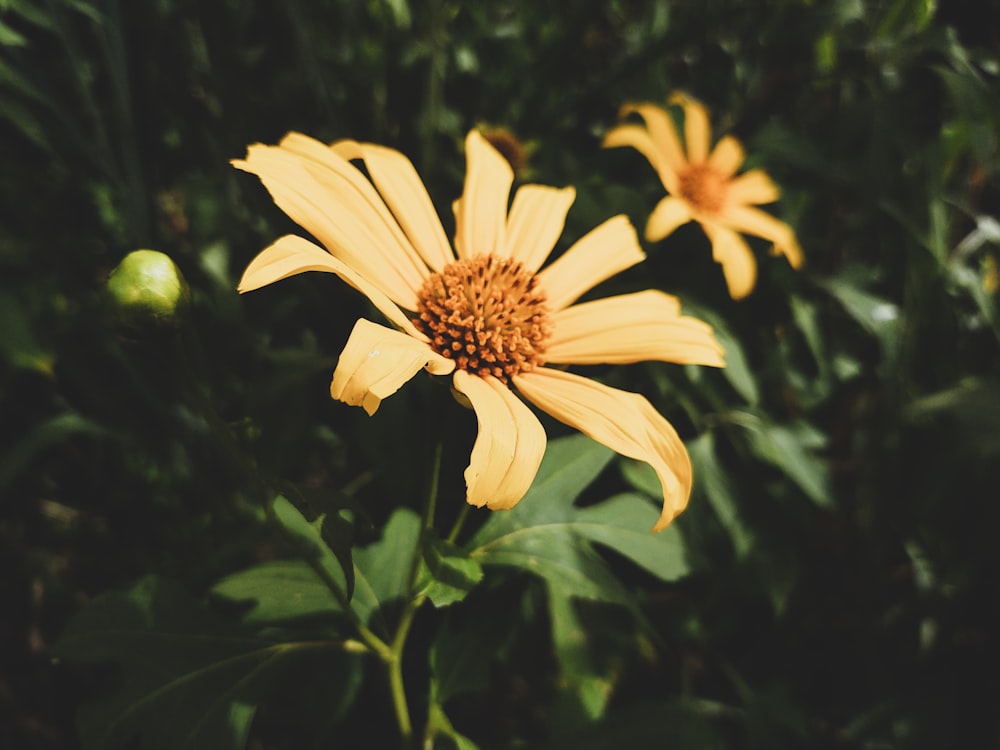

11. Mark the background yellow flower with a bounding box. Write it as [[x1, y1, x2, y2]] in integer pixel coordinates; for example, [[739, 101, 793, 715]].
[[604, 92, 804, 299]]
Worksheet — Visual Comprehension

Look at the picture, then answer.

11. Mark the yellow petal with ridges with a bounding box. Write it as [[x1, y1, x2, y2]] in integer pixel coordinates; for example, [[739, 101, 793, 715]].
[[646, 195, 694, 242], [233, 142, 424, 309], [701, 221, 758, 300], [536, 215, 645, 311], [453, 130, 514, 260], [330, 138, 454, 273], [503, 184, 577, 272], [453, 370, 547, 511], [330, 319, 454, 416], [268, 133, 433, 282], [546, 290, 726, 367], [237, 235, 425, 339], [514, 368, 693, 532]]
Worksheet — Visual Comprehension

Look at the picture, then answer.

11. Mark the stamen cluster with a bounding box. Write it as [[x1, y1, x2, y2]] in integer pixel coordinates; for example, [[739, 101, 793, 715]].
[[679, 163, 727, 215], [415, 254, 551, 383]]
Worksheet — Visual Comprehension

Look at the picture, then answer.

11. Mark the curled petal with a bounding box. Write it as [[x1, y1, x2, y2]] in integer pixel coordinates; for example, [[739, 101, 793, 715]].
[[330, 139, 455, 273], [452, 370, 547, 510], [701, 222, 758, 300], [707, 135, 746, 178], [453, 130, 514, 259], [669, 91, 711, 164], [646, 196, 693, 242], [546, 290, 726, 367], [502, 184, 577, 272], [238, 235, 426, 339], [537, 215, 645, 311], [726, 169, 780, 207], [331, 319, 455, 416], [722, 205, 804, 268], [235, 137, 426, 308], [514, 368, 693, 532]]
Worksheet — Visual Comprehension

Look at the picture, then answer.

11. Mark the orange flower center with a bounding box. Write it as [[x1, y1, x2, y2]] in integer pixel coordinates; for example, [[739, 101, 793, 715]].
[[678, 163, 728, 215], [414, 254, 551, 383]]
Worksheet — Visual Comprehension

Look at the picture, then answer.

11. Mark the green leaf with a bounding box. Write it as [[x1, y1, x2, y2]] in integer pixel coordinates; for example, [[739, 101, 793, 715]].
[[212, 560, 342, 625], [354, 507, 421, 606], [818, 273, 901, 362], [470, 433, 615, 541], [419, 535, 484, 608], [680, 302, 759, 405], [52, 576, 360, 750], [687, 433, 754, 557], [573, 493, 689, 582], [737, 415, 832, 508], [267, 496, 379, 629], [468, 435, 687, 598]]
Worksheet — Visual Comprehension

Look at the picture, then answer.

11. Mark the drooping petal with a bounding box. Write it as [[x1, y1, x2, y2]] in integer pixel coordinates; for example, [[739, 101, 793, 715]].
[[669, 92, 711, 164], [453, 130, 514, 260], [701, 221, 758, 300], [536, 215, 645, 311], [514, 368, 693, 531], [452, 370, 547, 511], [237, 234, 426, 339], [720, 204, 804, 268], [502, 184, 577, 272], [645, 195, 694, 242], [330, 138, 455, 273], [233, 140, 425, 309], [726, 169, 780, 206], [330, 319, 455, 416], [545, 290, 726, 367], [602, 116, 680, 194], [707, 135, 745, 177]]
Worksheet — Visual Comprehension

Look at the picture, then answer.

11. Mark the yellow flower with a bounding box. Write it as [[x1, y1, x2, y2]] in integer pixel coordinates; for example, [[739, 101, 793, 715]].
[[603, 92, 804, 299], [234, 131, 725, 531]]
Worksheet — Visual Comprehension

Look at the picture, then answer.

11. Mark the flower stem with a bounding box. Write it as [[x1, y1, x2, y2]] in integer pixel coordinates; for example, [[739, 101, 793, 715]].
[[387, 439, 444, 746]]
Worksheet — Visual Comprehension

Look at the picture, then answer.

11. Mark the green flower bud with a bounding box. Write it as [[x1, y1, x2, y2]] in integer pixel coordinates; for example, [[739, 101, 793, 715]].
[[106, 249, 191, 331]]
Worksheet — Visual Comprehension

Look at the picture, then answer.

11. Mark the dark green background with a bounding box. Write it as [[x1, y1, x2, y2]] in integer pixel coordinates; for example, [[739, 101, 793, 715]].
[[2, 0, 999, 748]]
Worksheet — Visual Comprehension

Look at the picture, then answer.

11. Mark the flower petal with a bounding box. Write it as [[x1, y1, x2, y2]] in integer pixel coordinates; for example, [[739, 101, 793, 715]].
[[234, 138, 425, 309], [330, 319, 455, 416], [646, 195, 694, 242], [330, 138, 455, 273], [726, 169, 780, 206], [237, 234, 426, 338], [453, 370, 547, 511], [707, 135, 745, 177], [669, 92, 711, 164], [701, 221, 758, 300], [502, 184, 577, 272], [453, 130, 514, 260], [514, 368, 692, 531], [602, 108, 681, 194], [546, 290, 726, 367], [720, 205, 804, 268], [536, 215, 645, 311]]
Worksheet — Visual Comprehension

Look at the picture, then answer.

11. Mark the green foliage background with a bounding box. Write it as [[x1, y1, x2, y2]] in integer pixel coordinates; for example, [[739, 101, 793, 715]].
[[2, 0, 999, 748]]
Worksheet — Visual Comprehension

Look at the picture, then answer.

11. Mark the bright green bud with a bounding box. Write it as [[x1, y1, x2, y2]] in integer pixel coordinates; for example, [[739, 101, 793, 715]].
[[106, 249, 190, 331]]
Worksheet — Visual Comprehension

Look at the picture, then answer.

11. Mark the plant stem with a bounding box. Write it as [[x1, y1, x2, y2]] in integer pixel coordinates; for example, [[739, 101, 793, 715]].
[[387, 440, 444, 746]]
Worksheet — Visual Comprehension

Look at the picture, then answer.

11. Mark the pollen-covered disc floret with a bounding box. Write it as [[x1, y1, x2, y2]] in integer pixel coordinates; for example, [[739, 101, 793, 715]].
[[679, 163, 727, 215], [415, 254, 551, 383]]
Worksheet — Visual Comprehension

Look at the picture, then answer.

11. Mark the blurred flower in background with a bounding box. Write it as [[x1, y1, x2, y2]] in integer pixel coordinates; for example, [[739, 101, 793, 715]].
[[604, 92, 803, 299]]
